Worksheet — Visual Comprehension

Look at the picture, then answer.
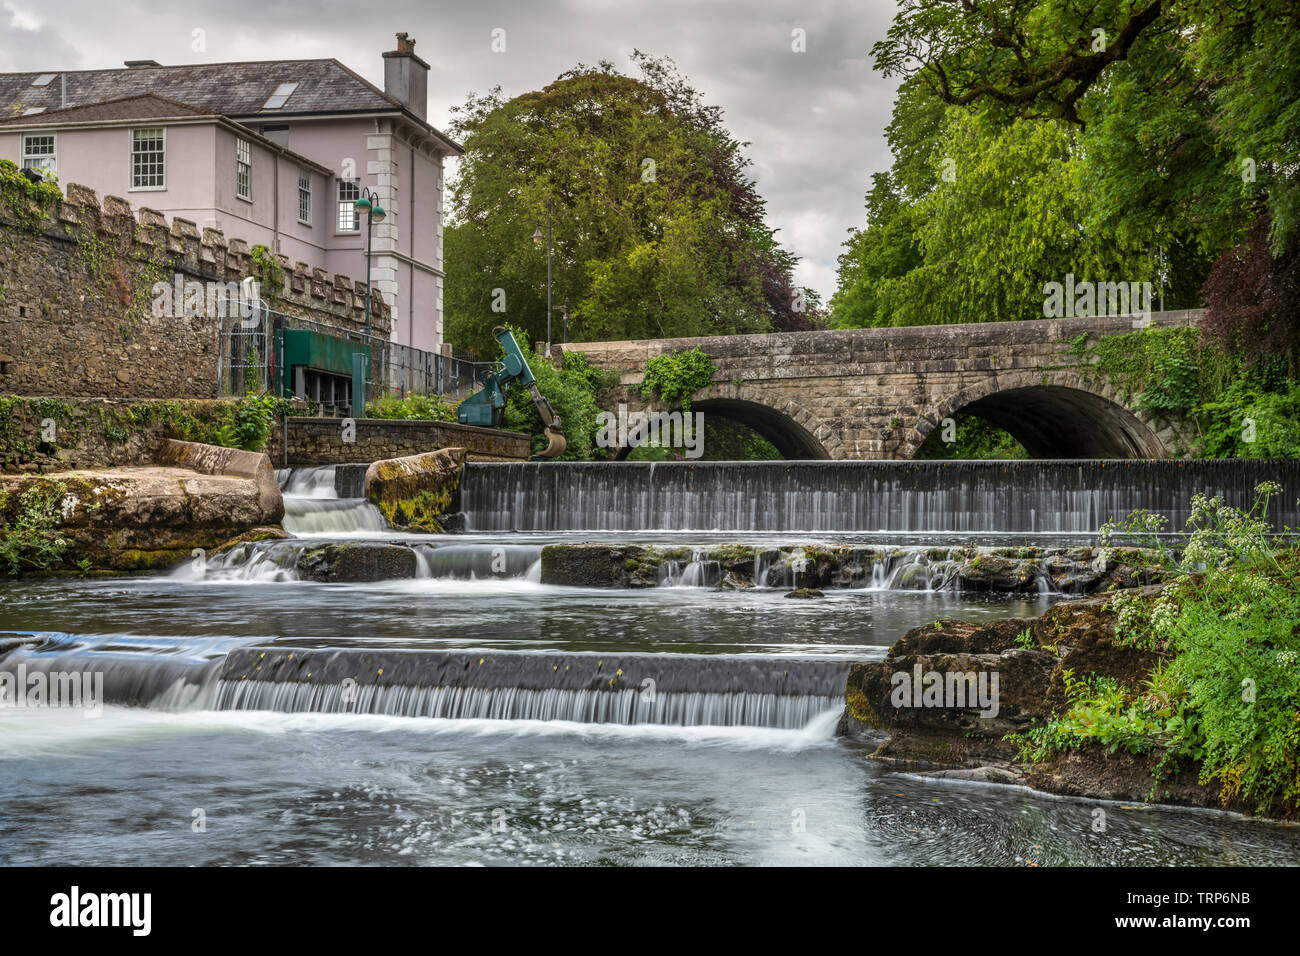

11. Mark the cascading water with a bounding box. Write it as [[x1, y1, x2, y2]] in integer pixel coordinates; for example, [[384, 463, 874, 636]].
[[211, 647, 848, 729], [9, 449, 1300, 865], [277, 465, 388, 534], [0, 634, 845, 731], [458, 459, 1300, 533]]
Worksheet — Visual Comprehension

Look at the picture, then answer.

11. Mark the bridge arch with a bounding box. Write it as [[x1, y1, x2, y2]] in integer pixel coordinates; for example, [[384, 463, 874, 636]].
[[612, 382, 835, 460], [904, 370, 1182, 459]]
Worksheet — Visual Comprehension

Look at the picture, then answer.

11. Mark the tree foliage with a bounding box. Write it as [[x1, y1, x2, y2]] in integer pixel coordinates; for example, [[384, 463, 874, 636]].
[[445, 54, 820, 359], [833, 87, 1161, 326], [835, 0, 1300, 450]]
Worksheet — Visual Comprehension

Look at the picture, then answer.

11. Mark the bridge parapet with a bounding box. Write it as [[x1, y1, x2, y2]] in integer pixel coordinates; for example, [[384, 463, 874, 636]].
[[561, 311, 1203, 460]]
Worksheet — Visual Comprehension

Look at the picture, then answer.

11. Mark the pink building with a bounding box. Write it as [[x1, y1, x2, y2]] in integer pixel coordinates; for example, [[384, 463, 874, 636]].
[[0, 33, 461, 353]]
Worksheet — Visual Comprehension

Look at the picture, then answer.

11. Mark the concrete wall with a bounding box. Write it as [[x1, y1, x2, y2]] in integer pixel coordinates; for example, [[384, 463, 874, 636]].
[[273, 417, 530, 466], [563, 311, 1205, 460]]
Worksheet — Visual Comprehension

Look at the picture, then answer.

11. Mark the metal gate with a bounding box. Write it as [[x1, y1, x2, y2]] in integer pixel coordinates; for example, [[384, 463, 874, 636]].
[[216, 298, 270, 397]]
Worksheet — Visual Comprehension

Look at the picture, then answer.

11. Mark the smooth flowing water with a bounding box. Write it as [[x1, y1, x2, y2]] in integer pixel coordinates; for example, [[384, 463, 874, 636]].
[[459, 459, 1300, 533], [2, 462, 1297, 866]]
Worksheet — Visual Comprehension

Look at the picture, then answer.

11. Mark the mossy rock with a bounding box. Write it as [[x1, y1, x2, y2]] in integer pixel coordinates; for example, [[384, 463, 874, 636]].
[[365, 447, 466, 532]]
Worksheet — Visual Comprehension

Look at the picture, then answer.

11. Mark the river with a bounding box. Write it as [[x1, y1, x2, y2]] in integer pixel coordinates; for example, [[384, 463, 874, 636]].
[[1, 461, 1297, 865]]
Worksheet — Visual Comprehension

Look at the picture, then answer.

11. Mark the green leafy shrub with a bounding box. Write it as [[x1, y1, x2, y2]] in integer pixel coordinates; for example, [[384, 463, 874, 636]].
[[366, 393, 457, 422], [1022, 483, 1300, 815], [1081, 326, 1300, 456], [0, 483, 69, 576], [0, 158, 62, 228], [639, 347, 715, 412]]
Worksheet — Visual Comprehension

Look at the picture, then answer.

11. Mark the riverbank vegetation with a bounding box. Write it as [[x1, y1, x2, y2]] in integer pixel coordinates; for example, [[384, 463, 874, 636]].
[[0, 480, 71, 576], [834, 0, 1300, 461], [1011, 483, 1300, 816], [364, 394, 457, 422], [0, 395, 290, 471]]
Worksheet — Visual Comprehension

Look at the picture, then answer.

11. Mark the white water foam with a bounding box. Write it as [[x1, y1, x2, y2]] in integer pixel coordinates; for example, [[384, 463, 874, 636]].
[[0, 703, 843, 759]]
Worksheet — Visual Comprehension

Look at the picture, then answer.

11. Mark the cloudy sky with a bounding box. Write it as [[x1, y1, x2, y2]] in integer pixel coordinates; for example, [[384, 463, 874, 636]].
[[2, 0, 901, 300]]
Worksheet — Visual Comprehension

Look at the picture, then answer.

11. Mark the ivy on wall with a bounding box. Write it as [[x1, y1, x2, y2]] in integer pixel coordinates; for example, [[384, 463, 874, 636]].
[[1070, 327, 1300, 458]]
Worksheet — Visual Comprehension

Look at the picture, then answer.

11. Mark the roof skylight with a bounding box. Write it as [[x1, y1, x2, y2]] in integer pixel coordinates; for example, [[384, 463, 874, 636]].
[[31, 74, 56, 87], [262, 82, 299, 110]]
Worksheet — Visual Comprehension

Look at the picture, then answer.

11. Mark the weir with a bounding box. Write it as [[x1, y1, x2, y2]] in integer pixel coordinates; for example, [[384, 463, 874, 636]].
[[214, 647, 848, 728], [458, 459, 1300, 533], [0, 634, 846, 730], [277, 465, 387, 534]]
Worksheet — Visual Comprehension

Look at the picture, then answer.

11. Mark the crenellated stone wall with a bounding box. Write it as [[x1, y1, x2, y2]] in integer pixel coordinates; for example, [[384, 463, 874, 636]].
[[0, 182, 390, 399]]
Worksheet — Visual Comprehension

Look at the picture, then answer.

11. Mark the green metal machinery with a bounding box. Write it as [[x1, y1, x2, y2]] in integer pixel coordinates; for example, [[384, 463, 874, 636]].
[[457, 326, 566, 459]]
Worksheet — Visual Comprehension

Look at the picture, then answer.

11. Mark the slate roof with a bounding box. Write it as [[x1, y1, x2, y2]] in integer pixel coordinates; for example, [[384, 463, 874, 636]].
[[0, 93, 216, 125], [0, 59, 461, 151], [0, 93, 332, 172]]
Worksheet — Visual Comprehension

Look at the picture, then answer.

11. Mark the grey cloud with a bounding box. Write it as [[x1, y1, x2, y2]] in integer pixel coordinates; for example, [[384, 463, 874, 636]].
[[0, 2, 83, 71], [5, 0, 903, 300]]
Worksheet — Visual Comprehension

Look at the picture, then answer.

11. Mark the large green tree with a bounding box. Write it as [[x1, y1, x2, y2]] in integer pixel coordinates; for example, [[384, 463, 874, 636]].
[[856, 0, 1299, 347], [444, 54, 819, 358], [832, 82, 1162, 327]]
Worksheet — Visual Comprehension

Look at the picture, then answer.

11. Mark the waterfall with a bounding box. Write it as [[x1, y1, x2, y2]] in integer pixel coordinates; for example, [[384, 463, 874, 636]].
[[212, 647, 848, 729], [0, 635, 846, 730], [0, 633, 229, 710], [278, 466, 388, 534], [196, 539, 546, 583], [458, 459, 1300, 533]]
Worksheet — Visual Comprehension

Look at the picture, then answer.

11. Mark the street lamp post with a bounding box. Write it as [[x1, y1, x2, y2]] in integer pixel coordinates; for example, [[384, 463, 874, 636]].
[[354, 187, 387, 339], [532, 198, 552, 358]]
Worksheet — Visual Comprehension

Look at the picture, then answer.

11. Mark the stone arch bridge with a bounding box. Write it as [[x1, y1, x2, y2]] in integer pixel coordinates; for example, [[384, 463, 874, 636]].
[[559, 311, 1203, 460]]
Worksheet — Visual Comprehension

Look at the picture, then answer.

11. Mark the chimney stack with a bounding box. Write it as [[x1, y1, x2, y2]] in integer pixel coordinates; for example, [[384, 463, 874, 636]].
[[383, 32, 428, 121]]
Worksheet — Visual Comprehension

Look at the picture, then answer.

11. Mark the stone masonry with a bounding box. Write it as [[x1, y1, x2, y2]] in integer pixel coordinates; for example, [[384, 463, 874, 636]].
[[561, 311, 1203, 460], [273, 417, 530, 466], [0, 182, 391, 400]]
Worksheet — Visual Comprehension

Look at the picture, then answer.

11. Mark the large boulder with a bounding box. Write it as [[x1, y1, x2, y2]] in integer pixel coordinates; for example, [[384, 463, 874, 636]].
[[295, 542, 418, 582], [540, 544, 654, 588], [0, 441, 284, 574], [843, 643, 1057, 763], [154, 439, 283, 523], [364, 447, 466, 532]]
